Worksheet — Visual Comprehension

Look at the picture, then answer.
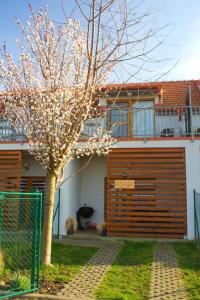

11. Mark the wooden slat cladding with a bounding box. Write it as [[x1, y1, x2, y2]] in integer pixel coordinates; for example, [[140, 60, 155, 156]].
[[21, 176, 46, 194], [20, 176, 46, 225], [0, 151, 22, 191], [0, 151, 22, 230], [106, 148, 186, 239]]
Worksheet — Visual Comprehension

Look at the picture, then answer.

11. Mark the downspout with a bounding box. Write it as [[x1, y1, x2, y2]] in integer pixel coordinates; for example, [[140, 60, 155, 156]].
[[188, 85, 193, 140], [52, 188, 61, 238], [58, 188, 61, 238]]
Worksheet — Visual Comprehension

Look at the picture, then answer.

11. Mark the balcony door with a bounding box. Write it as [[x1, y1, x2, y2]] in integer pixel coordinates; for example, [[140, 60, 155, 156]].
[[132, 100, 154, 137], [109, 102, 129, 137]]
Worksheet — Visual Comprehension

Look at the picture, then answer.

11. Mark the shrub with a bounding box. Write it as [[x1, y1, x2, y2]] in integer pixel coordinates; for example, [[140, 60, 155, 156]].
[[0, 250, 4, 274], [10, 274, 31, 291], [65, 217, 77, 234], [97, 222, 107, 236], [3, 243, 32, 271]]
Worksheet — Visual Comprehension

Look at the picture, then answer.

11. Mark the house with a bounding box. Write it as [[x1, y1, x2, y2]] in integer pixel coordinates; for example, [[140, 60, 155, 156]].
[[1, 80, 200, 239], [53, 80, 200, 240]]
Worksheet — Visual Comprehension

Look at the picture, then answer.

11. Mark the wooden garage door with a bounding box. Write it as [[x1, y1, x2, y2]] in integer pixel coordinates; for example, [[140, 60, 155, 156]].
[[106, 148, 186, 238]]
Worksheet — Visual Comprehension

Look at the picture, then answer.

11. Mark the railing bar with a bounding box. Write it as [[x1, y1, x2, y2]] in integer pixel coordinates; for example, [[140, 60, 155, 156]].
[[71, 105, 200, 139]]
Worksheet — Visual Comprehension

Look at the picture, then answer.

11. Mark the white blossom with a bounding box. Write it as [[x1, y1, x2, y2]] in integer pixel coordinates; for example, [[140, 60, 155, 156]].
[[0, 5, 116, 173]]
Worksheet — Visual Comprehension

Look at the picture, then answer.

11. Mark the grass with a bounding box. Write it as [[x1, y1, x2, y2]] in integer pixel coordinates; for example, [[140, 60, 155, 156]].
[[173, 242, 200, 300], [95, 241, 155, 300], [0, 242, 97, 295], [41, 242, 98, 283]]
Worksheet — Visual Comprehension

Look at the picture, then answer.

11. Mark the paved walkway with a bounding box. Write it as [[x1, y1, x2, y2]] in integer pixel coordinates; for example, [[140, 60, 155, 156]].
[[55, 239, 188, 300], [57, 239, 121, 299], [150, 243, 188, 300]]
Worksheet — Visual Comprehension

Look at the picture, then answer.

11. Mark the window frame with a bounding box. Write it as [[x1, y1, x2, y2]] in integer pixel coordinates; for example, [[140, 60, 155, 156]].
[[107, 97, 155, 137]]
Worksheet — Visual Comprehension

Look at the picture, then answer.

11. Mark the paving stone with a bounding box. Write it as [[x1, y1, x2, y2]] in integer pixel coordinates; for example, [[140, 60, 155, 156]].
[[149, 243, 188, 300], [57, 240, 121, 299]]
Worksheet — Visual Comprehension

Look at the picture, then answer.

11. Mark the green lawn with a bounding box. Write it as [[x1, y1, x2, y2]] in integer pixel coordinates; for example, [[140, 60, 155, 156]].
[[41, 242, 98, 282], [95, 241, 155, 300], [173, 242, 200, 300]]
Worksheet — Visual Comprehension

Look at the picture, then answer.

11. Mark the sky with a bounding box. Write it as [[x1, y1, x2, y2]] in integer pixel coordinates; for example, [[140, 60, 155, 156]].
[[0, 0, 199, 82]]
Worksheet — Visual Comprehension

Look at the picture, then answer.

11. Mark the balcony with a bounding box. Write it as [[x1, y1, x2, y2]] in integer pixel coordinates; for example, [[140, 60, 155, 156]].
[[0, 106, 200, 143], [80, 106, 200, 140], [0, 117, 25, 142]]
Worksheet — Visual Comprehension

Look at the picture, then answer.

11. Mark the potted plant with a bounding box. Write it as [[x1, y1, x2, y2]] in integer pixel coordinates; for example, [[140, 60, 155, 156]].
[[97, 222, 107, 236], [65, 217, 77, 235]]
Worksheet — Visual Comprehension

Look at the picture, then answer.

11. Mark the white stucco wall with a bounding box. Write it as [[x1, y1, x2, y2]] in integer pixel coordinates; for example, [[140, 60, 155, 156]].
[[80, 156, 106, 225], [53, 156, 106, 235], [184, 142, 200, 239], [53, 159, 81, 236], [0, 143, 29, 150], [22, 152, 46, 176]]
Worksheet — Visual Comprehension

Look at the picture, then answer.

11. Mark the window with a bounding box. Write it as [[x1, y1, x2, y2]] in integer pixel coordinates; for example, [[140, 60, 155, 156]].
[[132, 100, 154, 137], [107, 99, 155, 138], [108, 102, 129, 137]]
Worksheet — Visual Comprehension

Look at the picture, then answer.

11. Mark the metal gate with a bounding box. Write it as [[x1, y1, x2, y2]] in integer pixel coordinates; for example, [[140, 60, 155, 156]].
[[0, 192, 42, 299], [106, 148, 186, 238]]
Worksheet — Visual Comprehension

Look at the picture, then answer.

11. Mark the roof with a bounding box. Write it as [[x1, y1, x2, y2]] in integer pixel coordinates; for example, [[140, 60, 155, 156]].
[[1, 80, 200, 108], [100, 80, 200, 106]]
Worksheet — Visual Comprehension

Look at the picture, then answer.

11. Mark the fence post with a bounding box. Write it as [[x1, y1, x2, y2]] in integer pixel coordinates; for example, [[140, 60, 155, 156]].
[[31, 193, 39, 288], [36, 192, 43, 289]]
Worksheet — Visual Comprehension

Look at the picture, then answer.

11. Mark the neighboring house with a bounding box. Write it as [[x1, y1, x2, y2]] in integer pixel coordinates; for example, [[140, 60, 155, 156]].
[[1, 80, 200, 240]]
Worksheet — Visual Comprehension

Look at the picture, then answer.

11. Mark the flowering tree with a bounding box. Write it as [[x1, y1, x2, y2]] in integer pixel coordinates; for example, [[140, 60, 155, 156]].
[[0, 1, 165, 264]]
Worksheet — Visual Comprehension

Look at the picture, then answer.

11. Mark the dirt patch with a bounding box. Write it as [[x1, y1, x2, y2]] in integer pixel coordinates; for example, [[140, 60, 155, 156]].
[[0, 281, 11, 290], [39, 280, 65, 295]]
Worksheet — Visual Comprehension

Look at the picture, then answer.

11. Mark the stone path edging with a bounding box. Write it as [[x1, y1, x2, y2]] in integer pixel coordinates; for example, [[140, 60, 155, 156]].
[[21, 293, 94, 300], [149, 242, 188, 300]]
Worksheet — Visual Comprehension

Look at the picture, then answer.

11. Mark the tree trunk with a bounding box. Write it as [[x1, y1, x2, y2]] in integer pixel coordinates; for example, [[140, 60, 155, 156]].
[[41, 171, 57, 265]]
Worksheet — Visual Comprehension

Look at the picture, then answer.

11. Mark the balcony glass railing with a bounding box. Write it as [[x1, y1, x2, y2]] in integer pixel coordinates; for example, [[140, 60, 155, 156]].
[[80, 106, 200, 139]]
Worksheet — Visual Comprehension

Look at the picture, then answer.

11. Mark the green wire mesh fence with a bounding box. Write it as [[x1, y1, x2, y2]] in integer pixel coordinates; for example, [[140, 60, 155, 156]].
[[0, 192, 42, 299], [194, 189, 200, 247]]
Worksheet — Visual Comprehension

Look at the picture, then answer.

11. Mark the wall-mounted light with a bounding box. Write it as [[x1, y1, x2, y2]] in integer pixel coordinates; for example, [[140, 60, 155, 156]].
[[24, 162, 31, 171]]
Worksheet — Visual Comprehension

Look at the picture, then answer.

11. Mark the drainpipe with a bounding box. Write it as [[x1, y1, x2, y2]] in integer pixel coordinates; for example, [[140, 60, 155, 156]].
[[144, 108, 147, 143], [58, 188, 61, 238], [52, 188, 61, 238], [188, 85, 194, 141]]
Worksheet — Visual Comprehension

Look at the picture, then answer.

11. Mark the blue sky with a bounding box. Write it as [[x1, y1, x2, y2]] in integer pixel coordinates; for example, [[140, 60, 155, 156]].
[[0, 0, 199, 82]]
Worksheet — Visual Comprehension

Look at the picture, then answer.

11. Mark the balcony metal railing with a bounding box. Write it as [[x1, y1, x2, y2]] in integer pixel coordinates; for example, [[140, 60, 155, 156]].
[[1, 106, 200, 142], [80, 106, 200, 139], [0, 117, 25, 142]]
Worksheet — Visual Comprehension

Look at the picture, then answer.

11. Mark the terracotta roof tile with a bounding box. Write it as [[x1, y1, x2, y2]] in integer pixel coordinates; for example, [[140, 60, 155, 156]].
[[101, 80, 200, 106]]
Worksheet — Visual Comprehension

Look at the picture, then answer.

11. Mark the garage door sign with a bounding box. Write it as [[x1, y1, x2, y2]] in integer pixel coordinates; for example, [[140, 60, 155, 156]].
[[114, 180, 135, 189]]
